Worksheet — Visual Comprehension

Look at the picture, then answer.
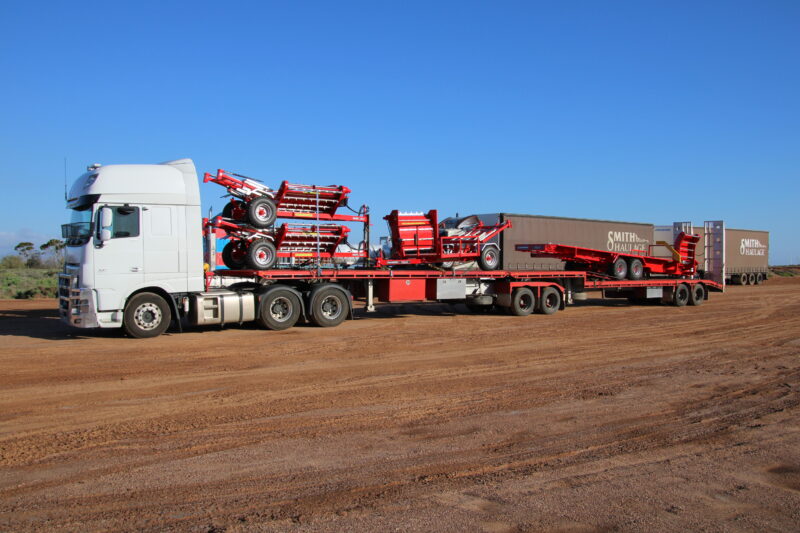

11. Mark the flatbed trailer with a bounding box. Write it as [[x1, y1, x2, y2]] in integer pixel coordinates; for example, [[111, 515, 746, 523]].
[[186, 267, 723, 333]]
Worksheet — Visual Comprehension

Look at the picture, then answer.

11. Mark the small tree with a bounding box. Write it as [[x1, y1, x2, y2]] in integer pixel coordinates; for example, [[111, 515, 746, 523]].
[[14, 242, 34, 260], [40, 239, 66, 267]]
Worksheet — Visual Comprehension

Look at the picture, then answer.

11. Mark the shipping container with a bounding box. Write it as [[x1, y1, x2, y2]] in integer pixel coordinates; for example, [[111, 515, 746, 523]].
[[476, 213, 655, 271], [655, 225, 769, 285]]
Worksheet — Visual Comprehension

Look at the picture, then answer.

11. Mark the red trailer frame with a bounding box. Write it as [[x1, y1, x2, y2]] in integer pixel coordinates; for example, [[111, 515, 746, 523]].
[[204, 169, 368, 223], [515, 232, 701, 279], [376, 210, 511, 268]]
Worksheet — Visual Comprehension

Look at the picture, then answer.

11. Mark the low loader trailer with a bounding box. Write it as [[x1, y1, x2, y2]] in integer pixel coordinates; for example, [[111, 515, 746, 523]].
[[59, 159, 723, 338]]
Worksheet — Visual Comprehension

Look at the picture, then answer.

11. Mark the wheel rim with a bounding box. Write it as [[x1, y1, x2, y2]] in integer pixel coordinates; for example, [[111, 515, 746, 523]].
[[518, 293, 533, 311], [134, 303, 162, 331], [677, 288, 688, 303], [270, 297, 293, 322], [544, 293, 557, 309], [484, 249, 498, 267], [320, 295, 343, 320], [255, 204, 272, 222], [255, 246, 274, 267]]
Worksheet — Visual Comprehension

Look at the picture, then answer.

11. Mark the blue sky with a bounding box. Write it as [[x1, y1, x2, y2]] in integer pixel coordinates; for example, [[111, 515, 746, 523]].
[[0, 1, 798, 263]]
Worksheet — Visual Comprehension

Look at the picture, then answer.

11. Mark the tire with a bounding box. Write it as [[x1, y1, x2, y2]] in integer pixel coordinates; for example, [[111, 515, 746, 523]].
[[222, 201, 246, 221], [628, 258, 644, 280], [538, 287, 561, 315], [123, 292, 171, 338], [246, 239, 277, 270], [689, 284, 705, 306], [222, 241, 247, 269], [257, 289, 301, 330], [477, 245, 501, 271], [739, 274, 749, 286], [748, 273, 756, 285], [310, 286, 349, 327], [673, 284, 690, 307], [756, 272, 764, 284], [609, 258, 628, 280], [247, 198, 277, 228], [509, 287, 535, 316]]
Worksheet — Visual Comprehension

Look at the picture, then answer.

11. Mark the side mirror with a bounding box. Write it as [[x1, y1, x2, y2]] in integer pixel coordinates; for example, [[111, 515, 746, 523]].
[[97, 206, 113, 242]]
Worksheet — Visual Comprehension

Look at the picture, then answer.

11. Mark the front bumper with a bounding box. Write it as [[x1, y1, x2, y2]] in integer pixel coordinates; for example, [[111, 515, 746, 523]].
[[58, 274, 122, 329]]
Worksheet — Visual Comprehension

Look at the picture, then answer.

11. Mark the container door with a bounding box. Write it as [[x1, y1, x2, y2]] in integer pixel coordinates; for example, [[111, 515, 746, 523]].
[[704, 221, 725, 287]]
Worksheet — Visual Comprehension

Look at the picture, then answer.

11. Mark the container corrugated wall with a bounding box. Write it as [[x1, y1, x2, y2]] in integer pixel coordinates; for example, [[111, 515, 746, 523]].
[[476, 213, 655, 271]]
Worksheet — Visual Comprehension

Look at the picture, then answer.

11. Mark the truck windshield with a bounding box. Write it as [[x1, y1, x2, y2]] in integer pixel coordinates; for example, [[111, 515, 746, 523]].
[[62, 207, 94, 246]]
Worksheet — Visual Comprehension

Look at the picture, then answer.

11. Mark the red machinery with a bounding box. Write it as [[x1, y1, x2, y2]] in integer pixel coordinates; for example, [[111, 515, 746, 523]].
[[204, 169, 366, 227], [210, 218, 366, 270], [376, 210, 511, 270], [515, 232, 701, 280]]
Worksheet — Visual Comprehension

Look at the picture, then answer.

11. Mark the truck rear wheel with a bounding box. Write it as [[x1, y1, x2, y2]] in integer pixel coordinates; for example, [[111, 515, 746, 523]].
[[246, 239, 277, 270], [258, 289, 301, 330], [222, 241, 247, 269], [756, 272, 764, 284], [689, 284, 705, 306], [123, 292, 172, 338], [538, 287, 561, 315], [748, 273, 756, 285], [738, 274, 749, 285], [310, 286, 348, 327], [478, 245, 500, 271], [628, 258, 644, 280], [247, 198, 277, 228], [509, 287, 535, 316], [610, 258, 628, 280], [673, 284, 690, 307]]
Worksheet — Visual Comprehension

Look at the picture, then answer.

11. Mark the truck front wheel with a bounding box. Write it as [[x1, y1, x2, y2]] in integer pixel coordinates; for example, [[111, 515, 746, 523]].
[[123, 292, 172, 338]]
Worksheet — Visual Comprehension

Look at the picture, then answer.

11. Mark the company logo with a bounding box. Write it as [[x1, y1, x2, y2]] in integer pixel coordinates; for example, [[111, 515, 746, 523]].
[[740, 238, 767, 256], [607, 231, 649, 253]]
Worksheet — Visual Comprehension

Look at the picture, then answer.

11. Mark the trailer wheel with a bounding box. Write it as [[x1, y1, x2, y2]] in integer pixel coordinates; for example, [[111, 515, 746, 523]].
[[748, 273, 756, 285], [246, 239, 277, 270], [509, 287, 535, 316], [247, 198, 277, 228], [673, 284, 690, 307], [478, 245, 501, 271], [222, 201, 246, 221], [738, 274, 749, 286], [310, 286, 348, 327], [628, 258, 644, 280], [222, 241, 247, 269], [609, 258, 628, 280], [756, 272, 764, 284], [123, 292, 172, 338], [258, 289, 301, 330], [538, 287, 561, 315], [689, 284, 705, 306]]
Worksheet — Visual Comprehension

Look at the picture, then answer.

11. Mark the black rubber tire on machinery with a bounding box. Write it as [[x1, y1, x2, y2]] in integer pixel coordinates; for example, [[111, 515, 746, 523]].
[[673, 283, 690, 307], [689, 284, 705, 306], [509, 287, 535, 316], [609, 258, 628, 280], [627, 258, 644, 280], [247, 198, 277, 228], [246, 239, 278, 270], [748, 273, 757, 285], [257, 289, 301, 330], [538, 287, 561, 315], [310, 286, 349, 327], [123, 292, 172, 338], [477, 245, 501, 271], [222, 241, 247, 269], [756, 272, 764, 284]]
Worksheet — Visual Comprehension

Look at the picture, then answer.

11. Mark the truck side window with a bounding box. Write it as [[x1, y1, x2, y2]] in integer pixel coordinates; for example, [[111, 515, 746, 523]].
[[111, 206, 140, 238]]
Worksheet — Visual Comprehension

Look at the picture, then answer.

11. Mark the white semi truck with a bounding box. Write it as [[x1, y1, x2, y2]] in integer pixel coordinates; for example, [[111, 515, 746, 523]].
[[59, 159, 722, 338]]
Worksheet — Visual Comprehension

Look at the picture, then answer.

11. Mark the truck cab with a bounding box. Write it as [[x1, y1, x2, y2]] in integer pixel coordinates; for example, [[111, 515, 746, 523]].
[[59, 159, 204, 335]]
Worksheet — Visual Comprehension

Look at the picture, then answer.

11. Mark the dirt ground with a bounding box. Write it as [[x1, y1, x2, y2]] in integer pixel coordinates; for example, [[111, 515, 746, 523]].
[[1, 279, 799, 532]]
